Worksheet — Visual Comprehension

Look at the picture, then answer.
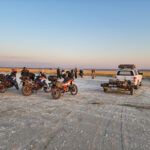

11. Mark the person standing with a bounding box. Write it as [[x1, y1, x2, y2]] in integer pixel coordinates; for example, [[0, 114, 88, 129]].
[[71, 69, 74, 78], [79, 69, 84, 78], [57, 67, 61, 79], [61, 70, 65, 79], [67, 71, 73, 79], [74, 67, 78, 79], [21, 67, 29, 77], [91, 69, 95, 79], [21, 67, 30, 86]]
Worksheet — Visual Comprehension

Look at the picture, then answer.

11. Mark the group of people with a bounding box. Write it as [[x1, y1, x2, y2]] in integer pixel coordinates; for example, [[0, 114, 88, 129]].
[[8, 67, 96, 84], [57, 67, 96, 79], [57, 67, 85, 79]]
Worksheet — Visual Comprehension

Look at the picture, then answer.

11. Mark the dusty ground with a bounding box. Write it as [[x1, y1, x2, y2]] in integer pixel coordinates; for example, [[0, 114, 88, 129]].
[[0, 76, 150, 150]]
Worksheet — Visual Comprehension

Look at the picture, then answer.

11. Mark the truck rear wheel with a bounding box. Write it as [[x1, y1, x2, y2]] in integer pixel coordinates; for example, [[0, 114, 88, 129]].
[[130, 88, 134, 95], [135, 81, 140, 89], [139, 82, 142, 86]]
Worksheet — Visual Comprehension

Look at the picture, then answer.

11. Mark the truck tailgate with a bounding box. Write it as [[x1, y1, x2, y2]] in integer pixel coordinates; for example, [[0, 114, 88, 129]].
[[117, 76, 134, 81]]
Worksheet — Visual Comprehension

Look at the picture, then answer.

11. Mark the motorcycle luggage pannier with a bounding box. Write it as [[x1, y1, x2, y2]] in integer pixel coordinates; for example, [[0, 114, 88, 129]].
[[56, 82, 63, 88], [0, 74, 6, 81], [48, 75, 57, 82]]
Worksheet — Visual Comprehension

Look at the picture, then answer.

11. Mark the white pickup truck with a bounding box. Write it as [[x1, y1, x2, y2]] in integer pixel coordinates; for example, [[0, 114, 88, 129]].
[[116, 64, 143, 89]]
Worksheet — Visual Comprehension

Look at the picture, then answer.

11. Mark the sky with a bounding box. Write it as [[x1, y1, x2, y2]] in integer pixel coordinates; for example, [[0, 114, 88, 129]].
[[0, 0, 150, 69]]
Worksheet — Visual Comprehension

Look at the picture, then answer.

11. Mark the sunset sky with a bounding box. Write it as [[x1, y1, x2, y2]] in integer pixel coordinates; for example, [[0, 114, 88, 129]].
[[0, 0, 150, 69]]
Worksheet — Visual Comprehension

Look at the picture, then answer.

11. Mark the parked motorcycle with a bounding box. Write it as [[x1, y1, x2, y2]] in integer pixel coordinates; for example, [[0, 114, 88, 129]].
[[0, 74, 19, 93], [21, 75, 51, 96], [48, 75, 78, 99]]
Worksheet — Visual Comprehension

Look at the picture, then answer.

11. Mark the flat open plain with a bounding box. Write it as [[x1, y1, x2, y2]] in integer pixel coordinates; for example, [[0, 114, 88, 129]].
[[0, 76, 150, 150]]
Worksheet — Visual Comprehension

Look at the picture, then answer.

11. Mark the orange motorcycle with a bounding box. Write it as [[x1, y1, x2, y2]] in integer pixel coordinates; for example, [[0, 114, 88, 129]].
[[48, 76, 78, 99]]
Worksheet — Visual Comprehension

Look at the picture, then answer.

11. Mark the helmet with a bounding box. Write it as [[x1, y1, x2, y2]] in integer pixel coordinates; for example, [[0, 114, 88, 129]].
[[12, 68, 17, 72], [12, 68, 17, 74]]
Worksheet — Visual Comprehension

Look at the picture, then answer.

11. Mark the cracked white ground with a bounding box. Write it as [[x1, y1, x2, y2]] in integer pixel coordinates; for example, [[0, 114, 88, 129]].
[[0, 76, 150, 150]]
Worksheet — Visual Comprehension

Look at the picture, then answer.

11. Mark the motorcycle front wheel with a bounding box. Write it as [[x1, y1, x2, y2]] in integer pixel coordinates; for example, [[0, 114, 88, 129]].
[[22, 85, 32, 96], [0, 83, 6, 93], [70, 84, 78, 95], [51, 88, 61, 99]]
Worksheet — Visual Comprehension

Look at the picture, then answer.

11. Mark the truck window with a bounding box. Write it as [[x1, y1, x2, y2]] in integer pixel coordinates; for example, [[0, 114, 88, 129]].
[[117, 71, 134, 76]]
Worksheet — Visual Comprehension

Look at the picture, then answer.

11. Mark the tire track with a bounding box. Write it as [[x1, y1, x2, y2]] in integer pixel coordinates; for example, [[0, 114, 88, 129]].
[[0, 100, 49, 118], [111, 115, 115, 150], [23, 100, 90, 150], [21, 110, 72, 150], [119, 95, 131, 150], [90, 93, 132, 150], [120, 108, 128, 150], [100, 107, 118, 150], [30, 111, 72, 150], [90, 99, 120, 150], [120, 108, 125, 150]]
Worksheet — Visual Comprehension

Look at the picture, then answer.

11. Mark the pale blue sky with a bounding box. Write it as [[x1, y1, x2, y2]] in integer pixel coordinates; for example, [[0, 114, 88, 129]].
[[0, 0, 150, 68]]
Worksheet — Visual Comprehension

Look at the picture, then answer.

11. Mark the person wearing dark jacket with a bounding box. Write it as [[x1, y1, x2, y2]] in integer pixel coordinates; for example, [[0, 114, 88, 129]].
[[91, 69, 95, 79], [79, 69, 84, 78], [66, 71, 73, 79], [21, 67, 30, 86], [61, 70, 65, 79], [57, 67, 61, 79], [71, 69, 74, 78], [29, 72, 35, 81], [74, 67, 78, 79], [63, 71, 73, 83], [21, 67, 29, 77]]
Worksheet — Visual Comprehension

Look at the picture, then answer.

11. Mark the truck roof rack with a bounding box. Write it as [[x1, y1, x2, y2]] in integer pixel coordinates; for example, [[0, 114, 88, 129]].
[[118, 64, 136, 69]]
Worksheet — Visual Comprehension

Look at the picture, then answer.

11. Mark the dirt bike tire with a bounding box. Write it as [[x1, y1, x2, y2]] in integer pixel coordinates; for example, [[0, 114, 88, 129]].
[[70, 84, 78, 95], [51, 88, 61, 99], [22, 85, 32, 96], [0, 83, 6, 93]]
